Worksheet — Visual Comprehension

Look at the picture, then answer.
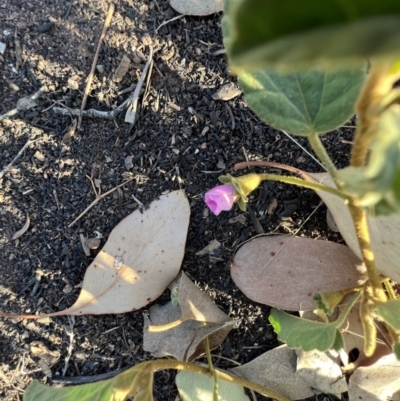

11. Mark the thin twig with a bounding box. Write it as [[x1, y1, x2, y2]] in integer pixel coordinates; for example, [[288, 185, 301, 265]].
[[68, 177, 134, 227], [0, 139, 37, 179], [62, 316, 75, 376], [0, 87, 45, 122], [155, 15, 184, 33], [77, 2, 115, 130], [53, 48, 153, 122]]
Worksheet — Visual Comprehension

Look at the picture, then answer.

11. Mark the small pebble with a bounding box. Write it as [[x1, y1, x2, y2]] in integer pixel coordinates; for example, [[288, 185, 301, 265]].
[[38, 21, 54, 33], [0, 42, 6, 55]]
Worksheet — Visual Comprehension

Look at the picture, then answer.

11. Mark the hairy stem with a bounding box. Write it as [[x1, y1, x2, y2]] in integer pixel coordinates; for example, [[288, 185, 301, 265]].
[[347, 200, 386, 302], [257, 173, 347, 199], [142, 359, 291, 401], [308, 132, 337, 178], [383, 279, 397, 300], [350, 62, 397, 167], [204, 331, 218, 401]]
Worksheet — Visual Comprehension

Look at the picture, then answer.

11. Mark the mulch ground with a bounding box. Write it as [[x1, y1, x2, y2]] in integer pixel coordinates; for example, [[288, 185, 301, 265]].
[[0, 1, 354, 400]]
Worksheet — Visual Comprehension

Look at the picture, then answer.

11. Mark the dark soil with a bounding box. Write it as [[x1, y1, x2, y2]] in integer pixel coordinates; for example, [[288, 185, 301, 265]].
[[0, 1, 354, 400]]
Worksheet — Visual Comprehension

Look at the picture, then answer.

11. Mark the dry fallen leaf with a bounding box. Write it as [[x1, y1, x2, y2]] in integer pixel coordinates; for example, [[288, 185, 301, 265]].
[[143, 272, 236, 361], [1, 190, 190, 319], [170, 0, 223, 16], [311, 173, 400, 282], [231, 235, 366, 311], [348, 353, 400, 401], [30, 341, 60, 366], [212, 83, 242, 101], [11, 212, 30, 240], [230, 345, 314, 400], [195, 239, 221, 256], [296, 349, 348, 394]]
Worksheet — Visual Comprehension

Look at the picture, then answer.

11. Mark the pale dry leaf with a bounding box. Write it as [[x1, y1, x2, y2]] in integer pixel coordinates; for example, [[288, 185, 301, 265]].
[[348, 353, 400, 401], [113, 55, 131, 83], [11, 212, 30, 240], [80, 233, 91, 256], [230, 345, 314, 400], [1, 190, 190, 319], [311, 172, 400, 282], [195, 239, 221, 256], [143, 272, 236, 361], [30, 341, 60, 366], [296, 349, 348, 394], [170, 0, 223, 16], [231, 235, 366, 311], [212, 83, 242, 101]]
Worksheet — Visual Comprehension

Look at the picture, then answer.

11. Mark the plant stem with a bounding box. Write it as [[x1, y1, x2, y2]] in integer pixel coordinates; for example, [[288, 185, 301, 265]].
[[347, 200, 386, 302], [257, 173, 347, 199], [308, 132, 337, 178], [335, 291, 362, 327], [204, 331, 218, 401], [144, 359, 291, 401], [383, 279, 397, 300]]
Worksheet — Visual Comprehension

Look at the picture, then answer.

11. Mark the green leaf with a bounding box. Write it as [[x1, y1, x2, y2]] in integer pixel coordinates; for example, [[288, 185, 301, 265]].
[[226, 0, 400, 70], [176, 370, 250, 401], [374, 299, 400, 331], [336, 105, 400, 215], [238, 66, 366, 136], [24, 364, 151, 401], [394, 343, 400, 360], [269, 292, 360, 352], [269, 309, 343, 351]]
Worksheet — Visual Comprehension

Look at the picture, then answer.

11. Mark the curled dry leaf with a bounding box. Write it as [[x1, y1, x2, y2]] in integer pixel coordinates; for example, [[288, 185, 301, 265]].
[[170, 0, 223, 16], [143, 272, 236, 361], [311, 172, 400, 282], [230, 345, 314, 400], [231, 235, 366, 311], [11, 212, 30, 240], [0, 190, 190, 319]]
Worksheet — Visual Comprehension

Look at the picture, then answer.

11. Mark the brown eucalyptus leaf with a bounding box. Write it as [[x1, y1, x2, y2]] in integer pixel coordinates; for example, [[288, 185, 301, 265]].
[[170, 0, 223, 16], [348, 353, 400, 401], [231, 235, 365, 311], [311, 173, 400, 282], [296, 349, 347, 394], [143, 272, 235, 361], [11, 212, 30, 240], [0, 190, 190, 319], [230, 345, 314, 400]]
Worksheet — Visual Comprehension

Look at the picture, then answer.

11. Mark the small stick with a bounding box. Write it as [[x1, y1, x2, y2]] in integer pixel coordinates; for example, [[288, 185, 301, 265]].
[[77, 2, 115, 130], [62, 316, 75, 376], [53, 48, 153, 122], [0, 139, 37, 179], [68, 177, 134, 227], [0, 87, 45, 122]]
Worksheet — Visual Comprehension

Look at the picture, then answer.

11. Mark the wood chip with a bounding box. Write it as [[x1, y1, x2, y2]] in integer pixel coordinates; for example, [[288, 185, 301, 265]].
[[113, 55, 131, 83], [11, 212, 30, 240], [212, 83, 242, 101]]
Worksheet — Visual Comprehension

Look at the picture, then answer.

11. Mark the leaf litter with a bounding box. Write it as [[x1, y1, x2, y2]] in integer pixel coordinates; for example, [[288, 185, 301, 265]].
[[143, 272, 236, 361], [0, 190, 190, 319]]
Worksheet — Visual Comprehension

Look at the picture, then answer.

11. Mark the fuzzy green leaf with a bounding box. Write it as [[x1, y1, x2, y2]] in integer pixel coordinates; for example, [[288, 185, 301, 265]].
[[374, 299, 400, 331], [269, 308, 343, 351], [226, 0, 400, 70], [238, 66, 366, 136]]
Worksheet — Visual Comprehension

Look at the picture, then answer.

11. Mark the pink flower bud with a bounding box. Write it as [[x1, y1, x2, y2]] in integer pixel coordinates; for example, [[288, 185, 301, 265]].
[[205, 185, 236, 216]]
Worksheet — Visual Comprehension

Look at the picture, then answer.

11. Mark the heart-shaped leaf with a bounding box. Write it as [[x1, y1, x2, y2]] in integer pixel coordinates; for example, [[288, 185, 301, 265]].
[[311, 172, 400, 282], [231, 235, 366, 311], [225, 0, 400, 70], [1, 190, 190, 319], [238, 66, 366, 136], [176, 370, 249, 401]]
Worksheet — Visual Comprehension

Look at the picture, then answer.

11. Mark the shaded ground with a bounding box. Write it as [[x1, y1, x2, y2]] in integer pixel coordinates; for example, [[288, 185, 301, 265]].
[[0, 1, 354, 399]]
